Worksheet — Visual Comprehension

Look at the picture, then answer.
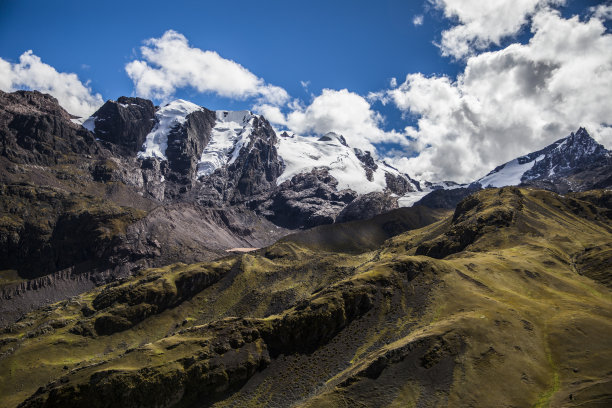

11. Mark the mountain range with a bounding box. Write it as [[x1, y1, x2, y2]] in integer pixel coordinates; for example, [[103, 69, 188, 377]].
[[0, 90, 610, 407]]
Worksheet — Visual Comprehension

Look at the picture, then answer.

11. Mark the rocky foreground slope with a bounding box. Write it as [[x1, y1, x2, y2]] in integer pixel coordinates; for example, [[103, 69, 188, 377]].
[[1, 187, 610, 407]]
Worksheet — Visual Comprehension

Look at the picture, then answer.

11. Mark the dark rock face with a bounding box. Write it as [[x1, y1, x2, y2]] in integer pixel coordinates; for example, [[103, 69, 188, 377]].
[[256, 169, 357, 229], [385, 172, 416, 195], [228, 116, 284, 201], [354, 148, 377, 181], [92, 97, 156, 155], [0, 183, 146, 280], [521, 165, 612, 194], [194, 116, 285, 206], [336, 191, 399, 223], [0, 90, 100, 165], [165, 109, 216, 181]]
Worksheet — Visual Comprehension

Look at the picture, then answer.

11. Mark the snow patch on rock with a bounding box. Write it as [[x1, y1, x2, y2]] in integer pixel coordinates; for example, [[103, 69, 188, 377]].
[[82, 116, 96, 132], [196, 110, 255, 177], [139, 99, 202, 160], [478, 155, 544, 188], [277, 132, 394, 195]]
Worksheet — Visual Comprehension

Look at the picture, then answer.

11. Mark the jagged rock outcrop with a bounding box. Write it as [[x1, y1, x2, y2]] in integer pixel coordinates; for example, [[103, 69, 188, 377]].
[[336, 191, 399, 223], [354, 148, 377, 181], [385, 172, 417, 195], [0, 90, 100, 165], [90, 97, 156, 155], [255, 168, 358, 229], [227, 116, 284, 201], [165, 109, 216, 181], [193, 115, 284, 206]]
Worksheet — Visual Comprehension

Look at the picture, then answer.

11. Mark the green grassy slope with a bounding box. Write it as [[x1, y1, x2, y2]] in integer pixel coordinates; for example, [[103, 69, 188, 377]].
[[0, 187, 610, 408]]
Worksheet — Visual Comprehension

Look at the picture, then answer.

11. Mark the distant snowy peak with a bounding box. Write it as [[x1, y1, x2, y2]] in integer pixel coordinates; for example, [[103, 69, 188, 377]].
[[139, 99, 203, 160], [196, 110, 257, 177], [523, 127, 609, 180], [276, 131, 418, 195], [477, 127, 610, 188], [478, 155, 546, 188]]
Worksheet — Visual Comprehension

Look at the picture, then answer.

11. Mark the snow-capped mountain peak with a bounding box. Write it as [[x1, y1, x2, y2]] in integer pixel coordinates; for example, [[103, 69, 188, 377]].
[[139, 99, 203, 160], [276, 131, 418, 195], [477, 155, 546, 188], [477, 128, 609, 188]]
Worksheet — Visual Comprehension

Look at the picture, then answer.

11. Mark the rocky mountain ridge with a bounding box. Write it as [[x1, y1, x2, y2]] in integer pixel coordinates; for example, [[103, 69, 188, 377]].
[[478, 127, 611, 190], [86, 96, 419, 212]]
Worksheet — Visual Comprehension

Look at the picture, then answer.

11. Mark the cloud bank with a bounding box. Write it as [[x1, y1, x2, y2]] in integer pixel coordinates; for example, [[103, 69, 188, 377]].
[[380, 7, 612, 182], [0, 51, 103, 117]]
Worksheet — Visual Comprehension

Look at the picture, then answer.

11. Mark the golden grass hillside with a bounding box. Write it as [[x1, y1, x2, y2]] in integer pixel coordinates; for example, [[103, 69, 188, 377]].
[[0, 187, 610, 408]]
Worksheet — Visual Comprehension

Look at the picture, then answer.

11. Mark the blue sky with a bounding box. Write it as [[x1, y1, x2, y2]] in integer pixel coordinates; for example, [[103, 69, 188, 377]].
[[0, 0, 610, 181], [0, 1, 454, 112]]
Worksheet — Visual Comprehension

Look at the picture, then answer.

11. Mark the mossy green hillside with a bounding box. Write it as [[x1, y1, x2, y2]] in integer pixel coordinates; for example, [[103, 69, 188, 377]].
[[0, 183, 146, 278], [0, 188, 610, 407]]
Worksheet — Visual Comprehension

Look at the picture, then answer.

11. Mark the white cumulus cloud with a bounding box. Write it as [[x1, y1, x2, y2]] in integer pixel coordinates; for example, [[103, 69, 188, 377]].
[[381, 8, 612, 182], [413, 15, 424, 26], [0, 51, 103, 117], [126, 30, 289, 105], [432, 0, 564, 59], [591, 4, 612, 20], [256, 89, 407, 153]]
